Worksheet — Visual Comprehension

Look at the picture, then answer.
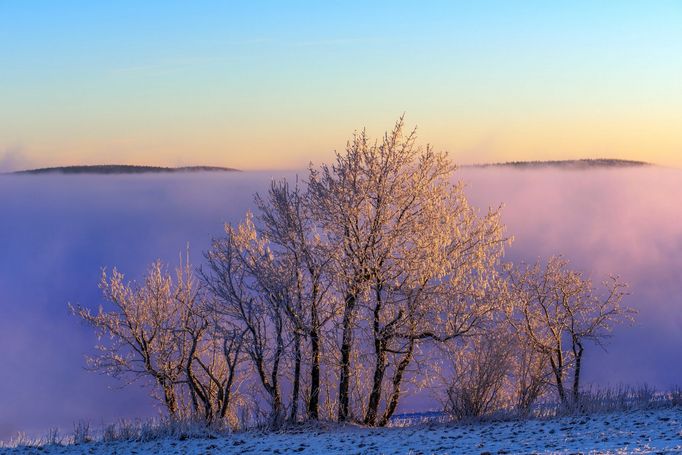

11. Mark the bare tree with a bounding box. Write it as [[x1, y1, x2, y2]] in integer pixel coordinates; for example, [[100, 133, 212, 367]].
[[179, 291, 245, 424], [307, 126, 377, 422], [255, 180, 332, 421], [71, 260, 193, 417], [505, 256, 632, 409], [308, 116, 507, 424], [202, 215, 291, 427], [72, 255, 246, 424]]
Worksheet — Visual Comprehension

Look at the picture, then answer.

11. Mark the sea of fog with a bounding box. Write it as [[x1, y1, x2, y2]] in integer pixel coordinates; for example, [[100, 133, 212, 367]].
[[1, 167, 681, 440]]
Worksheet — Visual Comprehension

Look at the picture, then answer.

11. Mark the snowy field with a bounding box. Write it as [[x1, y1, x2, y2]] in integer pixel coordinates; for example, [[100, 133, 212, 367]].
[[3, 407, 681, 454]]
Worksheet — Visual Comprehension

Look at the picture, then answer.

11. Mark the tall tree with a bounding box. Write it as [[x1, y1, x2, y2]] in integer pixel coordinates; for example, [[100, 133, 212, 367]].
[[308, 116, 507, 423], [202, 215, 291, 427], [255, 180, 332, 421]]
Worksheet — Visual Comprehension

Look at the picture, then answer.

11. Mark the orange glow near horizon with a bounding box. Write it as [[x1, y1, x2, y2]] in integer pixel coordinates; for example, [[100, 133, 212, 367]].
[[9, 113, 681, 171], [1, 2, 681, 171]]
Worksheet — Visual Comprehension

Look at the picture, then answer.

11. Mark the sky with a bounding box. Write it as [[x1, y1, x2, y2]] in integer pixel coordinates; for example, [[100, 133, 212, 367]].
[[1, 1, 682, 170]]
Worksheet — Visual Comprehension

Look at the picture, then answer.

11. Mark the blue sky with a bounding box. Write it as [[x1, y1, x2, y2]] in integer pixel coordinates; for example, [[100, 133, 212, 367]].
[[1, 1, 681, 169]]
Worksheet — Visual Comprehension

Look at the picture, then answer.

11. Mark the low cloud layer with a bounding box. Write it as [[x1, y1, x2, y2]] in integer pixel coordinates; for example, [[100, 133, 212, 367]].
[[0, 167, 681, 439]]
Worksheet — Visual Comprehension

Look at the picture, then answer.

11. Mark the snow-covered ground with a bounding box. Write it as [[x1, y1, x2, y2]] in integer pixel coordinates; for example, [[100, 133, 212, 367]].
[[3, 407, 681, 454]]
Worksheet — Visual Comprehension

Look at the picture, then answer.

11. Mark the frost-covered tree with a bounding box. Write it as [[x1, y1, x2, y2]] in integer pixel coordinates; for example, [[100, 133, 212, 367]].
[[307, 116, 507, 424], [202, 215, 293, 427], [505, 256, 632, 408], [254, 180, 332, 421], [72, 256, 244, 423], [71, 260, 194, 417], [177, 284, 244, 424]]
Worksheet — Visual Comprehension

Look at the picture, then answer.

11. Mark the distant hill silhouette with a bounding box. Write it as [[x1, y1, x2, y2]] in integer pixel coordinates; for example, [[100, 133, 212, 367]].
[[12, 165, 239, 175], [466, 159, 651, 169], [9, 160, 652, 175]]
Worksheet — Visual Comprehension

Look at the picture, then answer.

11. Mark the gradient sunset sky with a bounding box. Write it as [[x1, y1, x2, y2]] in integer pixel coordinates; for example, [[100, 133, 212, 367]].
[[1, 1, 681, 171]]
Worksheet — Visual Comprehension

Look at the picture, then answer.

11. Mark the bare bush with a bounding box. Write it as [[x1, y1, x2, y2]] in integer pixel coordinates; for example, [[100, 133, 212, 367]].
[[670, 387, 682, 406], [72, 421, 92, 445], [511, 333, 551, 416], [42, 428, 62, 446], [442, 332, 513, 420]]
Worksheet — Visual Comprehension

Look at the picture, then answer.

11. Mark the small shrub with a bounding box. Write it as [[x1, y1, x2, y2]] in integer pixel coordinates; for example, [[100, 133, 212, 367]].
[[42, 427, 62, 446], [72, 421, 92, 444]]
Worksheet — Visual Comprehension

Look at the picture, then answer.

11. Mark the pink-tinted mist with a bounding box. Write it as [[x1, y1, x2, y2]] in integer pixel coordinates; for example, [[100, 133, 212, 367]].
[[0, 166, 680, 440]]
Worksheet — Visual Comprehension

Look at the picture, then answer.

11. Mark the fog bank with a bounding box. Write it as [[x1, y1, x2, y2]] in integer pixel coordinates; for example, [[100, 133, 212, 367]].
[[0, 167, 680, 439]]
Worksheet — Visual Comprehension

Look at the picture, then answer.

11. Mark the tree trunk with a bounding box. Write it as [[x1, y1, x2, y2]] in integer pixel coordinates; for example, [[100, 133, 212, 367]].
[[365, 293, 387, 426], [308, 324, 321, 420], [364, 340, 386, 426], [379, 339, 414, 426], [572, 340, 584, 410], [271, 337, 284, 426], [162, 382, 178, 418], [184, 335, 206, 418], [550, 353, 567, 406], [290, 330, 302, 423], [219, 367, 236, 419], [338, 292, 356, 422], [271, 389, 283, 427]]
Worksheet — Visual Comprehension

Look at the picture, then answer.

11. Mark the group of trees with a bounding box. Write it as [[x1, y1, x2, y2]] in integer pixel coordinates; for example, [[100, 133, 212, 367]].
[[440, 257, 631, 419], [72, 118, 634, 428]]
